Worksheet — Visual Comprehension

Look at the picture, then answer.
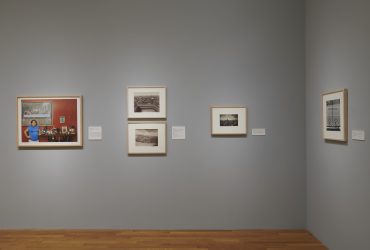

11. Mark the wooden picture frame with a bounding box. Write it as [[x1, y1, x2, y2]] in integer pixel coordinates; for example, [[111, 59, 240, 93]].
[[127, 86, 166, 119], [322, 89, 348, 142], [17, 96, 83, 148], [211, 107, 247, 136], [128, 122, 167, 155]]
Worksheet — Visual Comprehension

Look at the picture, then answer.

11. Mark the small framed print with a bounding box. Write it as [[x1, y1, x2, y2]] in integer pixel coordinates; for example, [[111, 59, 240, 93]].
[[59, 116, 65, 123], [128, 123, 167, 155], [322, 89, 348, 142], [127, 86, 166, 119], [17, 96, 83, 148], [211, 107, 247, 135]]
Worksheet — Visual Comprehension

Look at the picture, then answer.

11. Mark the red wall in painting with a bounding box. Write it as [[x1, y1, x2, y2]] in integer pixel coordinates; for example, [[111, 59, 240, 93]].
[[21, 99, 78, 142], [51, 99, 78, 128]]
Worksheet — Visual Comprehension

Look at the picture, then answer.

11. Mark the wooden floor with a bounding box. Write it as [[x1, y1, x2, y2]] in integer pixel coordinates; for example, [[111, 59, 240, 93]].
[[0, 230, 327, 250]]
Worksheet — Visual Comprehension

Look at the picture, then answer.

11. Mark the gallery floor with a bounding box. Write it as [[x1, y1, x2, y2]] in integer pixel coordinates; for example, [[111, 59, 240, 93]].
[[0, 230, 327, 249]]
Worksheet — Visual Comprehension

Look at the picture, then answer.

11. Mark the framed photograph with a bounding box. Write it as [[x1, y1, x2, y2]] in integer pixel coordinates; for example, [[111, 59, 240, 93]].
[[211, 107, 247, 135], [127, 86, 166, 119], [322, 89, 348, 142], [128, 123, 166, 155], [17, 96, 83, 148]]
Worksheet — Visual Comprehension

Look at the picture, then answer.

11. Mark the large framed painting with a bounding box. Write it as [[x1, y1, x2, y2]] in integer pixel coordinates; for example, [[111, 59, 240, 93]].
[[322, 89, 348, 142], [127, 86, 166, 119], [17, 96, 83, 148], [211, 107, 247, 135], [128, 122, 166, 155]]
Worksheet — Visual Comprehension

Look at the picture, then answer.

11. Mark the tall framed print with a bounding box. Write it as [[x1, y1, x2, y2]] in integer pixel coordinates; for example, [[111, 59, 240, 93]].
[[211, 107, 247, 135], [127, 86, 166, 119], [128, 122, 167, 155], [17, 96, 83, 148], [322, 89, 348, 142]]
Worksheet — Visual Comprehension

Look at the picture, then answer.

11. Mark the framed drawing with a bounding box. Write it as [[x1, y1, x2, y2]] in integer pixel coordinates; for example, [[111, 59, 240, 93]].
[[17, 96, 83, 148], [322, 89, 348, 142], [127, 86, 166, 119], [211, 107, 247, 135], [128, 123, 166, 155]]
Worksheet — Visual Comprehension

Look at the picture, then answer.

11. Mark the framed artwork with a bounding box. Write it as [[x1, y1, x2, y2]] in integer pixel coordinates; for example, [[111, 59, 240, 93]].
[[211, 107, 247, 135], [322, 89, 348, 142], [17, 96, 83, 148], [59, 116, 65, 123], [128, 123, 166, 155], [127, 86, 166, 119]]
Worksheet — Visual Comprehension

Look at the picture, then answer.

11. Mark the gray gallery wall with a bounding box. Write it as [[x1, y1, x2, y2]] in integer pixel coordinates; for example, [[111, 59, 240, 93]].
[[0, 0, 306, 229], [306, 0, 370, 249]]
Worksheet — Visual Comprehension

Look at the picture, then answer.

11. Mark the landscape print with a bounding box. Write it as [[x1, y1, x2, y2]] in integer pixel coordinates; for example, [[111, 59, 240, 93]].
[[220, 114, 238, 126], [135, 129, 159, 146], [134, 92, 160, 113]]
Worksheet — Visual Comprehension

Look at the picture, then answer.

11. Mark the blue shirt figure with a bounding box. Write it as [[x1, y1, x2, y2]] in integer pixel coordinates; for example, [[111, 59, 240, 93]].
[[25, 120, 40, 142], [28, 125, 39, 141]]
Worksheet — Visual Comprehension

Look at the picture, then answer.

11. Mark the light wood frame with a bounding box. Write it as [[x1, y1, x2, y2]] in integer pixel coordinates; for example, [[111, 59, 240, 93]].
[[127, 86, 167, 119], [211, 106, 247, 136], [322, 89, 348, 142], [128, 122, 167, 155], [17, 96, 83, 148]]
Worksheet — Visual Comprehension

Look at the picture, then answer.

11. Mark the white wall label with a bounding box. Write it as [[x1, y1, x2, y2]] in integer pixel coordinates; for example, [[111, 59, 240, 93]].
[[352, 130, 365, 141], [252, 128, 266, 136], [172, 126, 186, 140], [88, 126, 102, 140]]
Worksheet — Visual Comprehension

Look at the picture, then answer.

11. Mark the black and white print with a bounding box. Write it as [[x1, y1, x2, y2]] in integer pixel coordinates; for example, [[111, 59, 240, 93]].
[[134, 93, 160, 113], [220, 114, 238, 126], [135, 129, 158, 146], [326, 99, 340, 131]]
